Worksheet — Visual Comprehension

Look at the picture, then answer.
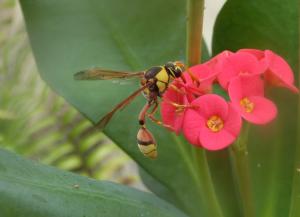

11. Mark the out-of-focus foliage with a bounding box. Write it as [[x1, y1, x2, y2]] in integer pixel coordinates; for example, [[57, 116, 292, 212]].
[[0, 149, 188, 217], [0, 0, 141, 187]]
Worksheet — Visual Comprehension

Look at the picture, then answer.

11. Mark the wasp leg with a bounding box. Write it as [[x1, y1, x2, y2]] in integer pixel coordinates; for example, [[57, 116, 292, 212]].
[[180, 74, 186, 83], [138, 102, 152, 127], [163, 100, 198, 111], [138, 90, 158, 126], [147, 102, 174, 130], [169, 84, 186, 95], [148, 102, 161, 124], [187, 68, 200, 86]]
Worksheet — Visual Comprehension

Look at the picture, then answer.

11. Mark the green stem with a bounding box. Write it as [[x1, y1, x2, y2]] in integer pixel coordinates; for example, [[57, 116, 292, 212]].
[[229, 123, 255, 217], [186, 1, 223, 216], [194, 148, 224, 217], [186, 0, 205, 67]]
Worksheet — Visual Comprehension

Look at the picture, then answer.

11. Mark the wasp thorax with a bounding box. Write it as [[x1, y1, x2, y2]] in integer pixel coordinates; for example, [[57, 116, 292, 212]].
[[137, 127, 157, 159], [165, 61, 185, 78]]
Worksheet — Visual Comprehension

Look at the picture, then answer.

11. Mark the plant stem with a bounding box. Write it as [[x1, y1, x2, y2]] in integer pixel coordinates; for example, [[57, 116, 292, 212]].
[[194, 148, 224, 217], [186, 1, 223, 216], [186, 0, 205, 67], [229, 123, 255, 217]]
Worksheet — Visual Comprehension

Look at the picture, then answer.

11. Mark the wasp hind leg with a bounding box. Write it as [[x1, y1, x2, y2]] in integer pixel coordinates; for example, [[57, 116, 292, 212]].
[[147, 102, 174, 131]]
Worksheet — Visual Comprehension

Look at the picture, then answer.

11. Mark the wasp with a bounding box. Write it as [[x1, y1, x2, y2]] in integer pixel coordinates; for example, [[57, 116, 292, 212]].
[[74, 61, 186, 159]]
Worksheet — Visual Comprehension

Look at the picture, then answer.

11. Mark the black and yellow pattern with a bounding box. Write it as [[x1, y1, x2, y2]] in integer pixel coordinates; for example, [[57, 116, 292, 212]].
[[74, 61, 185, 159], [137, 127, 157, 159]]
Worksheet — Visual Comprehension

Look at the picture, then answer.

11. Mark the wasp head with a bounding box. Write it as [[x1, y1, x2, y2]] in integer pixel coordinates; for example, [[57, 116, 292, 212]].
[[165, 61, 185, 78]]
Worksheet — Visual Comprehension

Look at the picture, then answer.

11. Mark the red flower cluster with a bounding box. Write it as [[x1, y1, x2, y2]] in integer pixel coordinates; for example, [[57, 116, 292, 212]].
[[161, 49, 298, 150]]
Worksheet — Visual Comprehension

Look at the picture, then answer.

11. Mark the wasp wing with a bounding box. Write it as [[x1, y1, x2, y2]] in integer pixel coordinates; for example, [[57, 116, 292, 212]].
[[96, 85, 148, 130], [74, 68, 144, 80]]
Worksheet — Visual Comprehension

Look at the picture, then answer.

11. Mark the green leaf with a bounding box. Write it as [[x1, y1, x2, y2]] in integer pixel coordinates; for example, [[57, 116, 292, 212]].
[[0, 148, 188, 217], [19, 1, 213, 216], [213, 1, 299, 217]]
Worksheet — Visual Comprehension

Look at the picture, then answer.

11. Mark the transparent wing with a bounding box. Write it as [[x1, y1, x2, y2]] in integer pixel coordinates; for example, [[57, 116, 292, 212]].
[[74, 68, 144, 80], [96, 84, 148, 130]]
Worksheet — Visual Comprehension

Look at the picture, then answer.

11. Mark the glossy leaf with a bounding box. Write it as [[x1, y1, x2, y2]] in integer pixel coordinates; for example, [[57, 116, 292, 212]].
[[213, 0, 299, 216], [0, 148, 188, 217], [20, 1, 214, 217]]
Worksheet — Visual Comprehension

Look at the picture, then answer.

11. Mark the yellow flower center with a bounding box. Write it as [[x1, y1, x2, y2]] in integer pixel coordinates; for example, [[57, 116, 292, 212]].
[[240, 97, 254, 113], [207, 115, 224, 132]]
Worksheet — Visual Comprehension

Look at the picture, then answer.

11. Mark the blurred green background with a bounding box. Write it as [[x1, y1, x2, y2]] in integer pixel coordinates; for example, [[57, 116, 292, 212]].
[[0, 0, 144, 189]]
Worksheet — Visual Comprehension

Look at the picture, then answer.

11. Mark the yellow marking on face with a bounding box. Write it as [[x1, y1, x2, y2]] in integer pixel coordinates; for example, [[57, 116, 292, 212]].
[[169, 70, 176, 77]]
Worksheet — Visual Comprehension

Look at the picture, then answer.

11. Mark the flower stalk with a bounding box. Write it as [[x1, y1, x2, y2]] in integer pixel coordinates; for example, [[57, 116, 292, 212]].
[[186, 1, 223, 217], [230, 123, 256, 217], [186, 0, 204, 67]]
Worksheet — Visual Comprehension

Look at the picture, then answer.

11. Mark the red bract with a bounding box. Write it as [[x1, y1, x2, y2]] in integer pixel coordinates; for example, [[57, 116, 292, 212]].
[[264, 50, 299, 93], [217, 51, 263, 89], [183, 94, 242, 150], [161, 80, 189, 134], [183, 64, 217, 95], [238, 48, 268, 73], [160, 48, 298, 151], [205, 50, 233, 70], [239, 49, 298, 93], [228, 75, 277, 125]]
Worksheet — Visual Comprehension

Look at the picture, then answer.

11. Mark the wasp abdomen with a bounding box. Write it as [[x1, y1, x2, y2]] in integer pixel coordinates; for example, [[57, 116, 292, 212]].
[[137, 127, 157, 159]]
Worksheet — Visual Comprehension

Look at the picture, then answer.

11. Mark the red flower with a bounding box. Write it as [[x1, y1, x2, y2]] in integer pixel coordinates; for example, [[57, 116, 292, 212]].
[[183, 64, 218, 95], [264, 50, 299, 93], [228, 75, 277, 124], [217, 51, 263, 89], [238, 48, 268, 73], [161, 63, 220, 134], [183, 94, 242, 150], [161, 80, 189, 134], [160, 49, 297, 151], [238, 49, 298, 93], [205, 50, 233, 70]]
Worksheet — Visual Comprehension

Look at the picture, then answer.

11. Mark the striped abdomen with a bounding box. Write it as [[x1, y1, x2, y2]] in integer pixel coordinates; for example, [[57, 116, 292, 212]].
[[137, 127, 157, 159]]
